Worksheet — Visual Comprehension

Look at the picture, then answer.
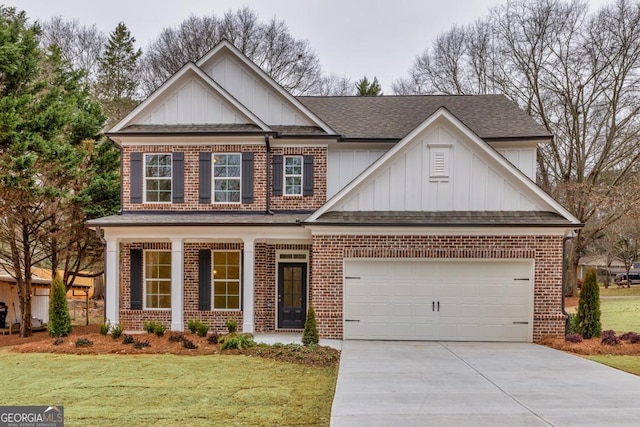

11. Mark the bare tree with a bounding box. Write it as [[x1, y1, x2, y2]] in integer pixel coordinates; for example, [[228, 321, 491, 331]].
[[316, 74, 354, 96], [393, 0, 640, 295], [140, 7, 322, 96]]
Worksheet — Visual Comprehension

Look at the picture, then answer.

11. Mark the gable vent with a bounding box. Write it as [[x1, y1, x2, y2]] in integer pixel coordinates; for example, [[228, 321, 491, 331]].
[[429, 145, 451, 181], [433, 152, 446, 176]]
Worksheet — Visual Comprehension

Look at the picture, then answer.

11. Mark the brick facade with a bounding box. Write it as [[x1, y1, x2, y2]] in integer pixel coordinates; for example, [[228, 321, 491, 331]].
[[310, 234, 565, 342]]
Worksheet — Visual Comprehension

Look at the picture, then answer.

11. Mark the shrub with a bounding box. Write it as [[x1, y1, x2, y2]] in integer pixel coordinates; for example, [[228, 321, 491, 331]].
[[153, 323, 166, 337], [565, 333, 583, 343], [110, 323, 124, 339], [168, 333, 185, 343], [187, 319, 203, 334], [99, 322, 110, 335], [567, 313, 578, 334], [601, 330, 620, 346], [195, 322, 209, 337], [620, 332, 640, 342], [133, 339, 150, 349], [221, 333, 256, 350], [207, 332, 219, 344], [575, 268, 602, 339], [52, 337, 65, 346], [48, 279, 72, 337], [182, 338, 198, 349], [302, 306, 319, 346], [75, 338, 93, 347], [122, 334, 135, 345], [226, 318, 238, 334]]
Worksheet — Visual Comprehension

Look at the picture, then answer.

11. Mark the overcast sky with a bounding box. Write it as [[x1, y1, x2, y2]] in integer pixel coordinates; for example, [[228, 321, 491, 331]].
[[4, 0, 611, 92]]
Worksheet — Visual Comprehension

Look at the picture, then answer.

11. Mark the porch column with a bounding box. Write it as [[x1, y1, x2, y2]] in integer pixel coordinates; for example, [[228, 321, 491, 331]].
[[105, 237, 119, 326], [243, 237, 255, 333], [171, 238, 184, 331]]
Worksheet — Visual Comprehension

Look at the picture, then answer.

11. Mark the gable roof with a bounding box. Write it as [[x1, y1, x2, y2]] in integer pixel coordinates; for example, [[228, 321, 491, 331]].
[[307, 107, 580, 225], [109, 62, 271, 135], [298, 95, 551, 142]]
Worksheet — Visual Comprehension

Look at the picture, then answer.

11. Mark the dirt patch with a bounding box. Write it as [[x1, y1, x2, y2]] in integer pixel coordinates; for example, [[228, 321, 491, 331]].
[[565, 296, 579, 308], [540, 335, 640, 356]]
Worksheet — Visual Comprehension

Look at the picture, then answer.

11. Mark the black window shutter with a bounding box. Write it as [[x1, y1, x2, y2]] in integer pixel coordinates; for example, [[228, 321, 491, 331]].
[[199, 152, 211, 204], [130, 152, 143, 204], [130, 249, 143, 310], [198, 250, 211, 311], [241, 152, 254, 204], [273, 155, 283, 196], [172, 152, 184, 203], [303, 155, 314, 196]]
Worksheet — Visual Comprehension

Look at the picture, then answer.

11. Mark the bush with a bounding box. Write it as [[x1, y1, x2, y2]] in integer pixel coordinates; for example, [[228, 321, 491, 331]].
[[207, 332, 219, 344], [565, 333, 583, 343], [133, 339, 150, 349], [48, 279, 72, 337], [143, 321, 166, 336], [168, 333, 185, 343], [153, 323, 166, 337], [619, 332, 640, 342], [99, 322, 110, 335], [110, 323, 124, 339], [187, 319, 204, 334], [226, 318, 238, 334], [601, 330, 620, 346], [195, 322, 209, 337], [220, 333, 256, 350], [75, 338, 93, 347], [567, 313, 578, 334], [182, 338, 198, 349], [302, 306, 319, 346], [122, 334, 135, 345], [52, 337, 65, 346], [575, 268, 602, 339]]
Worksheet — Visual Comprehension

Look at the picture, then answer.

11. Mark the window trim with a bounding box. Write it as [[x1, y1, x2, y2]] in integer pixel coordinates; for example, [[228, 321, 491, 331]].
[[212, 153, 242, 204], [143, 153, 173, 203], [212, 249, 242, 311], [283, 155, 303, 196], [143, 249, 172, 311]]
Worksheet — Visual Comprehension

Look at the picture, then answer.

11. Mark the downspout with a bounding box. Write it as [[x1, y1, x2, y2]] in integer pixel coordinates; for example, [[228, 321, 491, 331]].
[[265, 134, 273, 215], [562, 232, 574, 335], [95, 226, 107, 324]]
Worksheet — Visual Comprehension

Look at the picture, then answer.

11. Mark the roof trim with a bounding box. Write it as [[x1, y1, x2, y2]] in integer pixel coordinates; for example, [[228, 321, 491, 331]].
[[195, 40, 337, 136], [108, 62, 271, 134], [307, 107, 581, 224]]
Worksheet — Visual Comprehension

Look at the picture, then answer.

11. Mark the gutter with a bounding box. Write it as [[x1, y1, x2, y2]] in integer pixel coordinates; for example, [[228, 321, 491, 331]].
[[562, 233, 574, 335], [95, 226, 107, 324], [265, 134, 273, 215]]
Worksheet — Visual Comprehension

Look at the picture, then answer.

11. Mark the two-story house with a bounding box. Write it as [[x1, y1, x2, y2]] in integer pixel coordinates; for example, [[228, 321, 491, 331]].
[[88, 40, 581, 342]]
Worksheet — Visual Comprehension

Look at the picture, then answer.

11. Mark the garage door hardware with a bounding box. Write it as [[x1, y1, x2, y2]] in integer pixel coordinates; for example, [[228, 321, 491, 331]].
[[513, 321, 529, 324], [345, 276, 360, 279], [432, 301, 440, 312], [345, 319, 360, 322], [514, 278, 530, 281]]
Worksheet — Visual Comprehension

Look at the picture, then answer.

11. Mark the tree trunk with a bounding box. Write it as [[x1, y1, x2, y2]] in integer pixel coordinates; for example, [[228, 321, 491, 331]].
[[18, 279, 32, 337], [566, 239, 581, 297]]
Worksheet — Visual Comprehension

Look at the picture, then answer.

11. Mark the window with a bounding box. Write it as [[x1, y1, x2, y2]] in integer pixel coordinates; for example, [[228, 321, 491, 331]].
[[144, 251, 171, 309], [213, 251, 241, 309], [284, 156, 303, 195], [145, 154, 172, 202], [213, 154, 241, 203]]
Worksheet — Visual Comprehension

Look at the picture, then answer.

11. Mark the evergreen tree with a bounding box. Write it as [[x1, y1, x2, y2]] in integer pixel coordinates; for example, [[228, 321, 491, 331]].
[[95, 22, 141, 126], [302, 306, 319, 346], [48, 279, 72, 337], [356, 76, 382, 96], [575, 268, 602, 339]]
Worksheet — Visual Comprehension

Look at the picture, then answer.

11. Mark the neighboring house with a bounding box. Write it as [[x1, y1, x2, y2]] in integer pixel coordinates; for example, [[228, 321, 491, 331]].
[[88, 40, 582, 343]]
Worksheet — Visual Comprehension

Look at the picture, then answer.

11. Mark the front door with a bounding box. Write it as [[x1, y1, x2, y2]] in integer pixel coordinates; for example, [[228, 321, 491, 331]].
[[278, 263, 307, 329]]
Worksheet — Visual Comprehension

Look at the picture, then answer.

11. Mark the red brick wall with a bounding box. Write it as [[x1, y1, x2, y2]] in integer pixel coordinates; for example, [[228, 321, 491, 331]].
[[310, 234, 565, 342], [121, 144, 327, 212]]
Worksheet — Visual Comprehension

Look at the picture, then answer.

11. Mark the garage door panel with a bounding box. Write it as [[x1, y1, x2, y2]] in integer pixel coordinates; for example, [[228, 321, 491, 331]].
[[344, 260, 533, 342]]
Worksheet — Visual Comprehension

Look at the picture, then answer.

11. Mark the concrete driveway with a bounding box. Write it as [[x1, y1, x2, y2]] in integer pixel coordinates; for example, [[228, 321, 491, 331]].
[[331, 341, 640, 426]]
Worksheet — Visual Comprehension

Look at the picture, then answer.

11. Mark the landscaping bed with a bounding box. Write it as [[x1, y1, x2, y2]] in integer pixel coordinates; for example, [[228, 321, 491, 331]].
[[540, 334, 640, 356]]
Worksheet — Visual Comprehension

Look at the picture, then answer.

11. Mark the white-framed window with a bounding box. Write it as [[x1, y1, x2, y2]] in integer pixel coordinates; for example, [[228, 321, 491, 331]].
[[284, 155, 303, 195], [144, 153, 172, 202], [144, 250, 171, 309], [213, 153, 241, 203], [213, 250, 241, 310]]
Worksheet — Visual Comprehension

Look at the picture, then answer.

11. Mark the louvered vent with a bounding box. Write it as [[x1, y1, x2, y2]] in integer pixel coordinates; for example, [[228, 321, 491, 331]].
[[433, 152, 446, 176], [429, 146, 451, 181]]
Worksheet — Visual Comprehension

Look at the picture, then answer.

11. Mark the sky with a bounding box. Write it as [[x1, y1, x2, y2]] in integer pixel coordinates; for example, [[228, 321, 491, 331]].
[[3, 0, 611, 92]]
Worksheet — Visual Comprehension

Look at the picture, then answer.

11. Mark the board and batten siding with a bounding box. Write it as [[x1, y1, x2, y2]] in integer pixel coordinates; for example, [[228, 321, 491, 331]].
[[495, 148, 536, 181], [204, 54, 314, 127], [140, 77, 250, 125], [336, 123, 546, 212], [327, 149, 388, 198]]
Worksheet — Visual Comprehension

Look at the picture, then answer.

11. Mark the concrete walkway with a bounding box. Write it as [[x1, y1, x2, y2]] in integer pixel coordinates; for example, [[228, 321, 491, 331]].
[[331, 341, 640, 426]]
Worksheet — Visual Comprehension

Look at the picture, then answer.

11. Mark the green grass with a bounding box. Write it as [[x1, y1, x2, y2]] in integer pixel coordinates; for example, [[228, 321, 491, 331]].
[[600, 297, 640, 333], [586, 355, 640, 376], [0, 351, 337, 426], [600, 285, 640, 297]]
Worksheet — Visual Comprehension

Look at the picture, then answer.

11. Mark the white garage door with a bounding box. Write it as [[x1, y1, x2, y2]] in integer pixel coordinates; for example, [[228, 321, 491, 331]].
[[344, 259, 533, 342]]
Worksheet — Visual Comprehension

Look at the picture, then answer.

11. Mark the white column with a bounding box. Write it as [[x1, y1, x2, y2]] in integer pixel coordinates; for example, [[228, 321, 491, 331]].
[[105, 237, 119, 326], [170, 238, 184, 331], [243, 237, 255, 333]]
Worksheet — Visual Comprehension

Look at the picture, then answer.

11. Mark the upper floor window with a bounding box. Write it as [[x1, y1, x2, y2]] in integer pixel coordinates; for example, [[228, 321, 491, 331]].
[[145, 154, 172, 202], [213, 153, 241, 203], [284, 156, 303, 195], [144, 250, 171, 309]]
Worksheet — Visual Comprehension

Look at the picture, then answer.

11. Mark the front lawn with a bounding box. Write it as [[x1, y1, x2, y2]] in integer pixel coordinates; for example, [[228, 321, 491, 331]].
[[600, 285, 640, 297], [586, 355, 640, 376], [0, 350, 337, 426], [601, 297, 640, 333]]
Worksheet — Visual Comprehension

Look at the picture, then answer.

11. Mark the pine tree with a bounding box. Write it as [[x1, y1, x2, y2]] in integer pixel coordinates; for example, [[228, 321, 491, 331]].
[[302, 306, 319, 345], [95, 22, 141, 126], [575, 268, 602, 339], [356, 76, 382, 96], [48, 279, 72, 337]]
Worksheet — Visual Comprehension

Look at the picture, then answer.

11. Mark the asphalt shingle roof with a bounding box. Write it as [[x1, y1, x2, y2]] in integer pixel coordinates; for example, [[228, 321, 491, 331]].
[[87, 211, 310, 227], [298, 94, 551, 141]]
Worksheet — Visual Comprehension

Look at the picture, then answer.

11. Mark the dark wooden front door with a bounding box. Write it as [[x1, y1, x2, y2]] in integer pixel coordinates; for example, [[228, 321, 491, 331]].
[[278, 263, 307, 329]]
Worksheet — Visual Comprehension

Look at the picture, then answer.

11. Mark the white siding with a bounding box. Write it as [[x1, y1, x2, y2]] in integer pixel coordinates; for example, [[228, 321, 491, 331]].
[[337, 123, 546, 212], [327, 149, 387, 198], [0, 284, 49, 323], [206, 54, 314, 126], [496, 148, 536, 181], [140, 78, 250, 125]]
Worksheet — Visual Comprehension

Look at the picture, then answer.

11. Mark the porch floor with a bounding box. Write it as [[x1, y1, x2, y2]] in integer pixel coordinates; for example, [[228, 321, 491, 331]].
[[254, 332, 342, 350]]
